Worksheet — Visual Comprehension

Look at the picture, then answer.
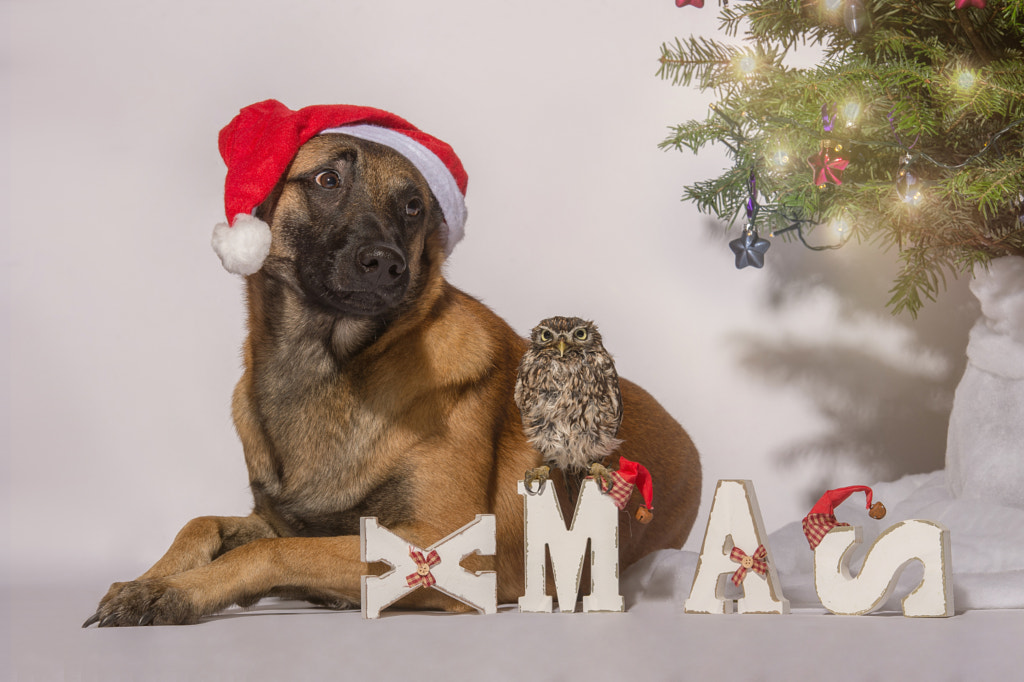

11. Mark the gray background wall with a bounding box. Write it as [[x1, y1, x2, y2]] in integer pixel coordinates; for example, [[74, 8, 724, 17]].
[[2, 0, 976, 582]]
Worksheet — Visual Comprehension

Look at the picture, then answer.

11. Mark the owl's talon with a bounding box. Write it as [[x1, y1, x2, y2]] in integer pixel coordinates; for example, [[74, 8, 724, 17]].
[[590, 463, 614, 491], [524, 465, 550, 494]]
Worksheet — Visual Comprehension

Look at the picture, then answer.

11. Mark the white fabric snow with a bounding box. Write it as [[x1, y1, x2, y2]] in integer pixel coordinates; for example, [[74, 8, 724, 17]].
[[622, 470, 1024, 611], [946, 255, 1024, 507]]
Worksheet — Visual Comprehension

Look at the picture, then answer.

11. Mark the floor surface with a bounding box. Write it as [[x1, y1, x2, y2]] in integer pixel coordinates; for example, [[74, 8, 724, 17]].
[[5, 579, 1021, 681]]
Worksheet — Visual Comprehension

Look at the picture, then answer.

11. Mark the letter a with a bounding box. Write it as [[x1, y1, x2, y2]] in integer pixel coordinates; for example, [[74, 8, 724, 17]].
[[684, 480, 789, 614]]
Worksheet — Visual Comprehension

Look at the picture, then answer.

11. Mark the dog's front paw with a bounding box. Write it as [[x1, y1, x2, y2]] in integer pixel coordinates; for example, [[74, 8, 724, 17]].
[[82, 578, 200, 627]]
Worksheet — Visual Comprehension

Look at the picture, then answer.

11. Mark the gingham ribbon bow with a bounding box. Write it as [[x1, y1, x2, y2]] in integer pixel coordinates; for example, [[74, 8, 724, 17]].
[[598, 471, 634, 510], [406, 547, 441, 589], [729, 545, 768, 586]]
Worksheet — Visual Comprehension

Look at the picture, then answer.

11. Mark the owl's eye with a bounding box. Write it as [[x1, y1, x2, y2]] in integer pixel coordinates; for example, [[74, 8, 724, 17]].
[[574, 328, 588, 341], [539, 330, 553, 342], [406, 197, 423, 217], [315, 170, 342, 189]]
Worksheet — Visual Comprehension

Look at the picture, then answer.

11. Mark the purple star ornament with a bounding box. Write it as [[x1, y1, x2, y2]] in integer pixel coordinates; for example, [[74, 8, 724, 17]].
[[729, 228, 770, 269]]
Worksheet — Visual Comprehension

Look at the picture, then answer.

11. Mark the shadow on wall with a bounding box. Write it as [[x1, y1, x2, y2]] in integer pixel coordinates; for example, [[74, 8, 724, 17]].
[[711, 220, 979, 507]]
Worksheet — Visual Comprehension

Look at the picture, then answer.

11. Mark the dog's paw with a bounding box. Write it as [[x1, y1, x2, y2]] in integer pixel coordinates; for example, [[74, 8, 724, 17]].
[[82, 579, 200, 627]]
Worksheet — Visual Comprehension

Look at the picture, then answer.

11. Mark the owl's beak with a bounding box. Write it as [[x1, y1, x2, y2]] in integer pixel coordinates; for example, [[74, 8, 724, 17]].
[[557, 339, 567, 356]]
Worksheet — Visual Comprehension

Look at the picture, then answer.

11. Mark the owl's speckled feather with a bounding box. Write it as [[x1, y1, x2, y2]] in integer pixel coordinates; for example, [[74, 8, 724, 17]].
[[514, 317, 623, 473]]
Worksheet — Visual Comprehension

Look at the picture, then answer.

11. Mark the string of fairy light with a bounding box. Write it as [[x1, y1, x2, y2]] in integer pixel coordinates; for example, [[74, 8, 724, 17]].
[[715, 102, 1024, 269], [679, 0, 1024, 269]]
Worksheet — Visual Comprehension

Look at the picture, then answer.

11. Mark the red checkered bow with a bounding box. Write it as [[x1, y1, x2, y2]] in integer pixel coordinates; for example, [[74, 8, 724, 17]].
[[406, 547, 441, 589], [598, 471, 634, 510], [802, 514, 850, 551], [729, 545, 768, 586]]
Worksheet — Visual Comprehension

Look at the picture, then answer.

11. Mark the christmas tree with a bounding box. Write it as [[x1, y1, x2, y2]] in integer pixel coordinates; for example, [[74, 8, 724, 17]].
[[659, 0, 1024, 315]]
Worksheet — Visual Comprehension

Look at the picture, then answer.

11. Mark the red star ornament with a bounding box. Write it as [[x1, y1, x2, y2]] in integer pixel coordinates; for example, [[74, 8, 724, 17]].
[[808, 148, 850, 187], [954, 1, 985, 9], [676, 1, 705, 7]]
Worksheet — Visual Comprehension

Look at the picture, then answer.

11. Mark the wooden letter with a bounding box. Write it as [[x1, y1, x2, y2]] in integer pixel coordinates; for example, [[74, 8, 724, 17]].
[[814, 519, 954, 617], [359, 515, 497, 619], [518, 478, 623, 613], [684, 480, 789, 614]]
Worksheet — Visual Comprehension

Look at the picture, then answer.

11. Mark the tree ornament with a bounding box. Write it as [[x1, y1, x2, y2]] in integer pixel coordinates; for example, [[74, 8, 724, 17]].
[[808, 147, 849, 187], [843, 0, 871, 35], [895, 154, 924, 206], [675, 0, 705, 7], [821, 103, 837, 133], [729, 228, 770, 269], [954, 0, 986, 9]]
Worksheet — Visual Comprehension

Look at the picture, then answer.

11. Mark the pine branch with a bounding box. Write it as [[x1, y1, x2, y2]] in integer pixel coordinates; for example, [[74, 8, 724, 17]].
[[659, 0, 1024, 315]]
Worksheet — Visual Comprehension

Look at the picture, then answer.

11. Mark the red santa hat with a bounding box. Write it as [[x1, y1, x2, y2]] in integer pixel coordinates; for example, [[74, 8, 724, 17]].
[[801, 485, 886, 550], [602, 457, 654, 524], [212, 99, 469, 275]]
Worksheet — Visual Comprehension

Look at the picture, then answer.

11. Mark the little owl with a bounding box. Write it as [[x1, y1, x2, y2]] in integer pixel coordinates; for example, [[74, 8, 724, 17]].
[[515, 316, 622, 495]]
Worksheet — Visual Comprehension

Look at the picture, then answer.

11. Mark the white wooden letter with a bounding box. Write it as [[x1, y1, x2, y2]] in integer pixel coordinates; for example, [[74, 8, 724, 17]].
[[518, 478, 623, 613], [814, 519, 953, 617], [684, 480, 789, 614], [359, 515, 497, 619]]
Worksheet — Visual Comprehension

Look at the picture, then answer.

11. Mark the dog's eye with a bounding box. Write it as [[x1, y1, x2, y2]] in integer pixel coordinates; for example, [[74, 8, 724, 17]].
[[315, 170, 341, 189], [574, 328, 588, 341], [406, 198, 423, 217]]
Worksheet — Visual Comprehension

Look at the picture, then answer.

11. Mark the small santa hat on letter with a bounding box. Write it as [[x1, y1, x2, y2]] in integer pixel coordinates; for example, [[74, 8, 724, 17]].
[[212, 99, 468, 275], [600, 457, 655, 524], [801, 485, 886, 550]]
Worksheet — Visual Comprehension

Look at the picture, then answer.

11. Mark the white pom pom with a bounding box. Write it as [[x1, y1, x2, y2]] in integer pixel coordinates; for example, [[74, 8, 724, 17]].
[[211, 214, 271, 275]]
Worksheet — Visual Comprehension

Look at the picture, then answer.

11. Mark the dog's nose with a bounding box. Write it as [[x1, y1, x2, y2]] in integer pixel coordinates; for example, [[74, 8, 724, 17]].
[[356, 244, 407, 285]]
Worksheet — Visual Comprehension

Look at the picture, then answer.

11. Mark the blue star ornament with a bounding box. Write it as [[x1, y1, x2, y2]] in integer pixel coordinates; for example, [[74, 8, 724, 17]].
[[729, 228, 770, 269]]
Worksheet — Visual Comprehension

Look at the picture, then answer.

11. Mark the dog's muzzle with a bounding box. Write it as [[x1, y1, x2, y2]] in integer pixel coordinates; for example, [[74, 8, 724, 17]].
[[301, 240, 411, 316], [356, 244, 407, 288]]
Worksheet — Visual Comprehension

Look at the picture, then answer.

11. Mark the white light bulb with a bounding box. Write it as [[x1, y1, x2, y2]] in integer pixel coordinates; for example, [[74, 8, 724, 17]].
[[843, 101, 861, 126]]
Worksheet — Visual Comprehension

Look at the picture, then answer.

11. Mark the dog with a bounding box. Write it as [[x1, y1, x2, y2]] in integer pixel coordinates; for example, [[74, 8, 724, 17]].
[[84, 127, 701, 627]]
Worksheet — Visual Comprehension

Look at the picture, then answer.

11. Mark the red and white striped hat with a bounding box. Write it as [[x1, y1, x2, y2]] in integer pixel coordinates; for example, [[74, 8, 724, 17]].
[[212, 99, 468, 275]]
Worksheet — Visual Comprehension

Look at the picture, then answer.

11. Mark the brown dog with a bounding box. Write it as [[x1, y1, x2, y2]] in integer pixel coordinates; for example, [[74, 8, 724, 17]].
[[84, 132, 701, 627]]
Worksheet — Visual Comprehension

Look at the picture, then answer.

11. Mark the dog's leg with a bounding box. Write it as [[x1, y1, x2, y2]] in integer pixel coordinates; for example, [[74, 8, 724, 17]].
[[85, 529, 477, 626], [84, 514, 276, 627]]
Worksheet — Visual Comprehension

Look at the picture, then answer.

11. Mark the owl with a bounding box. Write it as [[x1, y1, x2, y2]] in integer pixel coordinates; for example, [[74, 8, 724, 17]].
[[515, 316, 623, 494]]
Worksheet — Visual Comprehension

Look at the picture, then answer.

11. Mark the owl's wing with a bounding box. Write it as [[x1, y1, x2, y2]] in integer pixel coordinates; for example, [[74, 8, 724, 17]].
[[600, 353, 624, 432]]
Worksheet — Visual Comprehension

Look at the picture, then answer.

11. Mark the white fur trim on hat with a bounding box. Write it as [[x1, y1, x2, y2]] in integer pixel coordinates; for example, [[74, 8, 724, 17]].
[[320, 124, 467, 255], [212, 213, 272, 275]]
